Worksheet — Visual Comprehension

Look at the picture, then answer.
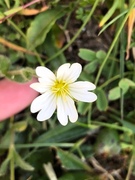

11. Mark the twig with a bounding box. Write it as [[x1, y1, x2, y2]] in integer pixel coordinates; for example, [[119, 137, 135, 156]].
[[90, 157, 115, 180]]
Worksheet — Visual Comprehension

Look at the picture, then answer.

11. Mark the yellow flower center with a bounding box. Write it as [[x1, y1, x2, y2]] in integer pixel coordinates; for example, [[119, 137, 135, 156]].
[[51, 80, 69, 96]]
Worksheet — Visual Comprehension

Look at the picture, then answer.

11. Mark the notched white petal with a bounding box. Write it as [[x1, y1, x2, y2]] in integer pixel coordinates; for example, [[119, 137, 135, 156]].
[[69, 81, 96, 91], [30, 94, 46, 113], [65, 63, 82, 83], [36, 66, 55, 81], [30, 82, 46, 93], [57, 96, 68, 126], [37, 95, 56, 121], [30, 92, 54, 113], [56, 63, 70, 81], [65, 96, 78, 123], [70, 90, 97, 102], [38, 77, 54, 85], [56, 63, 82, 83]]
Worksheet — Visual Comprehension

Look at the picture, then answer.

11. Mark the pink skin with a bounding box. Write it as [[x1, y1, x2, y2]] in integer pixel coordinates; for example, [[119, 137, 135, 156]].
[[0, 78, 38, 121]]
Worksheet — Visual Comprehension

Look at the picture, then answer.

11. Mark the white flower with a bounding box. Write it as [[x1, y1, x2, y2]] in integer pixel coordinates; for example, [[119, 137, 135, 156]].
[[30, 63, 97, 126]]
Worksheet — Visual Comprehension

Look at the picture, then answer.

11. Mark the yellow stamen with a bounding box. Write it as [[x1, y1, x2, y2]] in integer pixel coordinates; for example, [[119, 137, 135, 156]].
[[51, 80, 69, 96]]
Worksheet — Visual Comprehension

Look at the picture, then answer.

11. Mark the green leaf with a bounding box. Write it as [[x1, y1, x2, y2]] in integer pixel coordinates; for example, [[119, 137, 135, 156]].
[[96, 88, 108, 111], [108, 86, 127, 101], [79, 71, 94, 82], [0, 145, 34, 174], [59, 172, 98, 180], [4, 6, 22, 16], [57, 148, 91, 171], [84, 60, 98, 74], [0, 55, 10, 74], [34, 124, 87, 143], [0, 145, 14, 176], [14, 148, 34, 171], [77, 102, 90, 115], [109, 78, 134, 101], [98, 10, 127, 35], [119, 79, 129, 92], [96, 50, 106, 60], [121, 120, 135, 134], [78, 48, 96, 61], [0, 130, 12, 147], [0, 12, 5, 19], [0, 158, 10, 176], [21, 67, 34, 81], [119, 78, 135, 88], [4, 0, 10, 8], [26, 7, 66, 50], [6, 67, 34, 82], [126, 60, 134, 71], [108, 87, 120, 101]]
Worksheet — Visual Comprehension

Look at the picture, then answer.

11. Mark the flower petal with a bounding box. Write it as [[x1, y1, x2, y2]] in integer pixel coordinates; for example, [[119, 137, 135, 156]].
[[30, 82, 49, 93], [70, 90, 97, 102], [30, 91, 54, 113], [56, 63, 70, 81], [57, 96, 68, 126], [65, 96, 78, 123], [57, 63, 82, 83], [69, 81, 96, 91], [38, 77, 54, 85], [36, 66, 55, 82], [37, 94, 56, 121], [66, 63, 82, 83]]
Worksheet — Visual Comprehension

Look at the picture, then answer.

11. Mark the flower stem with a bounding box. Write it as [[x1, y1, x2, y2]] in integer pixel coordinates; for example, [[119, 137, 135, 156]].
[[10, 145, 15, 180], [119, 0, 125, 121], [87, 103, 92, 124]]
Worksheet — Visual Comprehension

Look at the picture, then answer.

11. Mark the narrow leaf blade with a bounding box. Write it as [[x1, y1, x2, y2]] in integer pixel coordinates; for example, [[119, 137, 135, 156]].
[[26, 7, 66, 49]]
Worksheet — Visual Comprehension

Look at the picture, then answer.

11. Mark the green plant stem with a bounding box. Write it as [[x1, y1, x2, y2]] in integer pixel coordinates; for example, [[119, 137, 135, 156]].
[[101, 74, 120, 88], [35, 49, 44, 66], [70, 137, 86, 152], [45, 0, 100, 64], [95, 1, 135, 86], [8, 19, 27, 40], [16, 143, 74, 149], [108, 31, 119, 79], [87, 103, 92, 124], [100, 72, 133, 88], [119, 0, 125, 121], [8, 19, 44, 66], [93, 121, 132, 133], [125, 135, 135, 180], [108, 113, 124, 123], [77, 148, 85, 161], [10, 145, 15, 180], [109, 107, 121, 116], [63, 12, 71, 30], [98, 10, 128, 35], [63, 0, 81, 30]]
